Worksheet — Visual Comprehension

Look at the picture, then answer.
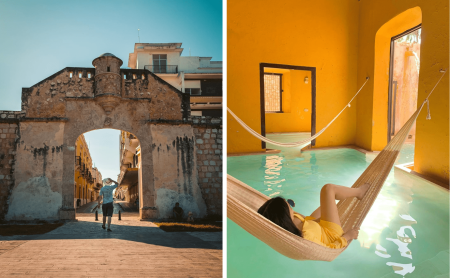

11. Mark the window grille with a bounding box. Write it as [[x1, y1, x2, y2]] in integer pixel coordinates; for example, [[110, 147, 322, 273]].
[[264, 74, 282, 112]]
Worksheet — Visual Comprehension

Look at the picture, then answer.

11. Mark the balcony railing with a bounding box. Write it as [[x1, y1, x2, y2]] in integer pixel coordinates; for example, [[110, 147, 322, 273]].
[[144, 65, 178, 74]]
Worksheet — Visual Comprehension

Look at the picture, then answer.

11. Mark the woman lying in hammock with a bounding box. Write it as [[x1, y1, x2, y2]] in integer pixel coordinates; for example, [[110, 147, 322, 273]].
[[258, 183, 370, 249]]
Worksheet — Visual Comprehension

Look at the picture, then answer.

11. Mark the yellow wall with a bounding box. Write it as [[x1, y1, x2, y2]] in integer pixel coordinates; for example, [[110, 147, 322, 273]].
[[356, 2, 449, 183], [264, 69, 312, 133], [227, 0, 359, 153], [74, 135, 96, 203]]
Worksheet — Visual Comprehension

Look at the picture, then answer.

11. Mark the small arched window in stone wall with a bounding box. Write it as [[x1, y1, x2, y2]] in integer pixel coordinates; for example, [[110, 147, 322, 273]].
[[141, 74, 145, 80], [79, 72, 82, 78], [69, 72, 73, 78], [88, 72, 91, 79], [133, 74, 137, 79]]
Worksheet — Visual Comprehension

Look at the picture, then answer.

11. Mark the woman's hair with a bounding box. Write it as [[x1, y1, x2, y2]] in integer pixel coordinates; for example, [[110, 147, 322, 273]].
[[257, 197, 302, 237]]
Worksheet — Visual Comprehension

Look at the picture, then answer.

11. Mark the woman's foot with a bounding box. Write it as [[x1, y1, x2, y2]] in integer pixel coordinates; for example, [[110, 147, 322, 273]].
[[107, 228, 112, 232], [102, 225, 105, 229], [357, 183, 370, 200]]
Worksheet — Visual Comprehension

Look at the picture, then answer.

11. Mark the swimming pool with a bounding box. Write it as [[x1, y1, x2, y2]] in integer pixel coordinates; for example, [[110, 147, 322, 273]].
[[227, 133, 449, 278]]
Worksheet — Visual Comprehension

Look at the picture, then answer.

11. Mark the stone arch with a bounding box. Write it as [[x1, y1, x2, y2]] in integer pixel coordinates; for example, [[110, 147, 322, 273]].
[[4, 53, 213, 221], [371, 7, 422, 150]]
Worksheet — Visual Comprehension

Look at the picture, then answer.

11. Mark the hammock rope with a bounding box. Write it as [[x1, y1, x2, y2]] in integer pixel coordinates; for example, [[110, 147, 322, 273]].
[[227, 77, 370, 148], [227, 69, 447, 261]]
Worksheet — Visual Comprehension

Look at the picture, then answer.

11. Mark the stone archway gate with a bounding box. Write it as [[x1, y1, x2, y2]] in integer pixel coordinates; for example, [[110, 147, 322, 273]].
[[0, 53, 222, 221]]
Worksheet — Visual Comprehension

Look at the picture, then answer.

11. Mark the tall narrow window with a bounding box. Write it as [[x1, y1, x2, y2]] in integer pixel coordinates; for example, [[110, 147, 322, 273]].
[[388, 25, 421, 143], [264, 73, 282, 112], [107, 66, 110, 72], [153, 54, 167, 73]]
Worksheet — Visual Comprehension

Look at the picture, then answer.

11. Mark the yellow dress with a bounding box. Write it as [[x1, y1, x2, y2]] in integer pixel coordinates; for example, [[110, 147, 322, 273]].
[[294, 214, 348, 249]]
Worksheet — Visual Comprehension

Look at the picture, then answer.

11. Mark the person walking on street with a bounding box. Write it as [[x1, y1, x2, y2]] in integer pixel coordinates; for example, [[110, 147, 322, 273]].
[[98, 178, 119, 232]]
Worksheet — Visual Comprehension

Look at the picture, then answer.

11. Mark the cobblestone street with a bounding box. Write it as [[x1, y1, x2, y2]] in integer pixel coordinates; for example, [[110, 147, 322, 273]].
[[0, 202, 222, 277]]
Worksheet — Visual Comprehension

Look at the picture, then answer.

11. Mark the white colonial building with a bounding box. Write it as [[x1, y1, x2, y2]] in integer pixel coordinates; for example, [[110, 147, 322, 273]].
[[128, 43, 222, 117]]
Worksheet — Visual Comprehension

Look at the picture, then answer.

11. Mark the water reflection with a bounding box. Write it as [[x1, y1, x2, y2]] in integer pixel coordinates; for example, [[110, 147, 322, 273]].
[[364, 171, 419, 277], [263, 155, 285, 196]]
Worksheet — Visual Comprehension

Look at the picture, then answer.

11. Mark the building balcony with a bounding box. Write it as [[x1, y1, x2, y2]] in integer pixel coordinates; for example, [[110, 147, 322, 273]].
[[144, 65, 178, 74]]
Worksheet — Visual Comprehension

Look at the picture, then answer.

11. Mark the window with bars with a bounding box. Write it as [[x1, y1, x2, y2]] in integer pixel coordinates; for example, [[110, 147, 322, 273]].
[[153, 54, 167, 73], [264, 73, 282, 112]]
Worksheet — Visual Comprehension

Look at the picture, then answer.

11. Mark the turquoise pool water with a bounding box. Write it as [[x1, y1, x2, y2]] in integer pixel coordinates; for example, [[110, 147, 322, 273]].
[[227, 134, 449, 278]]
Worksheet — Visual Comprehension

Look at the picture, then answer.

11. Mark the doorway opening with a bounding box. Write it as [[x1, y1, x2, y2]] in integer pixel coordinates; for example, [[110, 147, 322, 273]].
[[259, 63, 316, 149], [73, 129, 141, 216], [388, 24, 421, 144]]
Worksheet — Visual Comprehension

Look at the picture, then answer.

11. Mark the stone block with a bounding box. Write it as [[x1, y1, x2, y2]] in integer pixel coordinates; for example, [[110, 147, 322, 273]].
[[2, 129, 7, 133], [206, 129, 211, 133], [211, 133, 217, 138], [203, 133, 210, 139], [0, 134, 6, 139], [208, 166, 215, 171], [197, 150, 202, 154], [217, 139, 222, 144], [196, 139, 203, 144], [202, 178, 209, 183], [206, 173, 212, 178], [215, 150, 220, 154], [140, 207, 158, 219], [203, 160, 209, 166], [210, 161, 216, 166], [212, 129, 218, 133], [212, 144, 217, 149], [201, 166, 208, 172]]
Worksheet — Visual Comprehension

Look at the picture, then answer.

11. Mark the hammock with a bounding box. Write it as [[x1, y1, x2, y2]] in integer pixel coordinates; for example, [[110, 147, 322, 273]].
[[227, 77, 370, 148], [227, 70, 447, 261]]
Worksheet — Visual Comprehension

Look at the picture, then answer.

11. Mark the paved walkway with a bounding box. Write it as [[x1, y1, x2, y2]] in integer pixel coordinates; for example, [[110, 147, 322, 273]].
[[0, 208, 222, 277]]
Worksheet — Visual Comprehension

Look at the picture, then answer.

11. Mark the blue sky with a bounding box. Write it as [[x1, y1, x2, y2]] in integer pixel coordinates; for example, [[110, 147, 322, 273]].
[[0, 0, 222, 181]]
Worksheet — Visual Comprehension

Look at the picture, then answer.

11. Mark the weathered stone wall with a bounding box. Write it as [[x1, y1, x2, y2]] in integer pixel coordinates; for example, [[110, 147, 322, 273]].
[[150, 124, 207, 219], [193, 117, 223, 217], [0, 112, 23, 220], [21, 67, 190, 121]]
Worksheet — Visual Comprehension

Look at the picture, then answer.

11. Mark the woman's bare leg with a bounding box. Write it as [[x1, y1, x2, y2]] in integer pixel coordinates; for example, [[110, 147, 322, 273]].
[[320, 183, 370, 226], [310, 206, 321, 219]]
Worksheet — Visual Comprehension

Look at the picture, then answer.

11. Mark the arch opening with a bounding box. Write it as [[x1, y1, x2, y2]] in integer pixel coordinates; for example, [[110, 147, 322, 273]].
[[372, 6, 422, 151], [72, 128, 142, 218]]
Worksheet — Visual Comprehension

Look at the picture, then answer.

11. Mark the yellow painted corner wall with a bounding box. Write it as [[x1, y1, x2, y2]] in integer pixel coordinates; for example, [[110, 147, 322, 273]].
[[227, 0, 359, 154], [356, 1, 449, 183], [75, 135, 95, 201], [265, 69, 312, 133]]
